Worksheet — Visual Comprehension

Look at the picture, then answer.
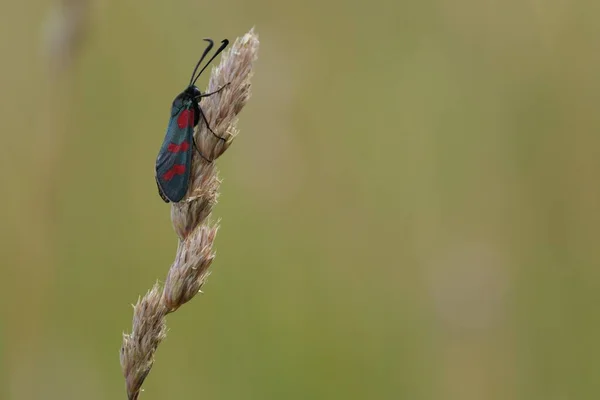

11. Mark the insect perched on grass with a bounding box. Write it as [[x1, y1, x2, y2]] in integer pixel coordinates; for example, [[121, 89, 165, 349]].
[[155, 38, 229, 203]]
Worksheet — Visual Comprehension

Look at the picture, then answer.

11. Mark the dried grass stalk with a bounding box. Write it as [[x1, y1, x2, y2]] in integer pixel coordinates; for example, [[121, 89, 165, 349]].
[[120, 28, 259, 400]]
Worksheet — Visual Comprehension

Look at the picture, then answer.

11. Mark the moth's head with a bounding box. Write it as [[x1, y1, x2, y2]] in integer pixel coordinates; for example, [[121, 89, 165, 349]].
[[185, 85, 201, 99], [171, 86, 201, 111]]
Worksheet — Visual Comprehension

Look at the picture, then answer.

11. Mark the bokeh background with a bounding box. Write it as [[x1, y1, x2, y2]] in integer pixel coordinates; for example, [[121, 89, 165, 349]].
[[2, 0, 600, 399]]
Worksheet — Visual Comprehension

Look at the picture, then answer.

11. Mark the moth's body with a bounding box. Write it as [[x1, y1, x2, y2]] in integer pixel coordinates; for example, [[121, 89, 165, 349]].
[[154, 39, 229, 203], [155, 86, 201, 203]]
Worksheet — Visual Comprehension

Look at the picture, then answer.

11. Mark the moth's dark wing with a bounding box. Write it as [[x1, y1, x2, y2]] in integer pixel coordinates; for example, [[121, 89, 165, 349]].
[[156, 177, 170, 203], [155, 130, 193, 202], [155, 108, 195, 203]]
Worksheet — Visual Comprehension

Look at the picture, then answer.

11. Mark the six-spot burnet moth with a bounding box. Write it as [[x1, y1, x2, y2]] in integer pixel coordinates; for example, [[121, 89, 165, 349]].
[[155, 38, 229, 203]]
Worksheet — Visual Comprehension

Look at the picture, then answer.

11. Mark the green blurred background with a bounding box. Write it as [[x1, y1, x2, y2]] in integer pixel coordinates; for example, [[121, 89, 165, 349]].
[[2, 0, 600, 399]]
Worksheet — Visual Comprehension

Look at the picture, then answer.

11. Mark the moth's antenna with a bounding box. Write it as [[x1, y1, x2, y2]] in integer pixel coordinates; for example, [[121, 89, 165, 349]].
[[188, 39, 214, 86], [191, 39, 229, 85]]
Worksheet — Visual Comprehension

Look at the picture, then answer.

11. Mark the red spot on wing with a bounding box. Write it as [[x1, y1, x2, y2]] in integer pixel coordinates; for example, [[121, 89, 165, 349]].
[[162, 164, 186, 181], [177, 109, 195, 129], [167, 141, 190, 153]]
